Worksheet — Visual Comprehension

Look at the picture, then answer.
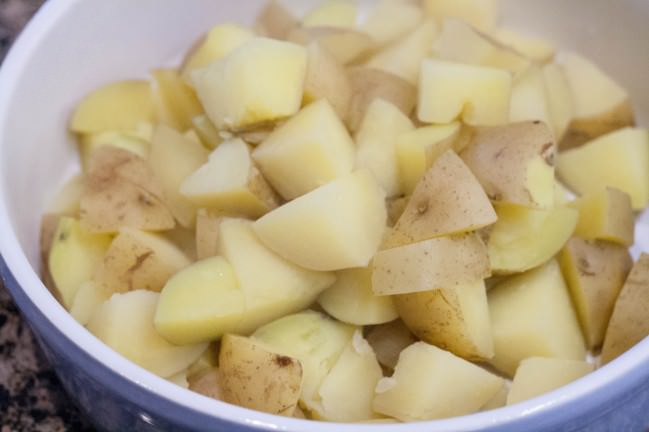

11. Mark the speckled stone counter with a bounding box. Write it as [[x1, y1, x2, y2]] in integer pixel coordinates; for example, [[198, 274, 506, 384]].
[[1, 1, 93, 430]]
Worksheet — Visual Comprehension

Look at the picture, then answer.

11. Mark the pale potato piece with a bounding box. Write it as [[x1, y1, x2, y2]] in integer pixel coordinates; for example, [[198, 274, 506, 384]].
[[303, 0, 357, 28], [162, 225, 197, 262], [194, 37, 307, 131], [78, 127, 151, 173], [40, 214, 62, 302], [355, 99, 415, 197], [460, 121, 556, 208], [255, 0, 299, 39], [507, 357, 593, 405], [219, 334, 302, 416], [87, 290, 207, 378], [187, 345, 220, 382], [318, 266, 398, 326], [148, 124, 209, 228], [480, 383, 509, 411], [488, 260, 586, 376], [189, 368, 223, 401], [386, 196, 409, 228], [253, 99, 354, 200], [509, 67, 553, 135], [347, 67, 417, 133], [554, 180, 573, 207], [570, 187, 635, 246], [373, 342, 504, 421], [494, 29, 556, 64], [154, 257, 244, 344], [181, 24, 254, 82], [365, 320, 417, 370], [47, 175, 84, 216], [488, 203, 578, 274], [254, 170, 386, 271], [361, 0, 423, 47], [418, 59, 512, 126], [93, 227, 191, 295], [152, 69, 204, 131], [167, 370, 189, 389], [559, 238, 632, 349], [252, 311, 356, 415], [395, 279, 494, 361], [365, 19, 438, 85], [195, 210, 224, 260], [542, 63, 574, 142], [373, 233, 490, 295], [602, 254, 649, 364], [317, 331, 383, 422], [557, 127, 649, 210], [191, 114, 222, 150], [423, 0, 497, 31], [69, 281, 110, 326], [392, 151, 496, 242], [303, 42, 351, 120], [286, 27, 374, 66], [181, 138, 281, 218], [70, 80, 155, 133], [48, 217, 111, 308]]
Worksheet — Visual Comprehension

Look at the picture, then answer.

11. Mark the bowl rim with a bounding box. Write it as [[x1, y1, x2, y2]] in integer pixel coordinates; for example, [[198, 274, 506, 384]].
[[1, 0, 648, 431]]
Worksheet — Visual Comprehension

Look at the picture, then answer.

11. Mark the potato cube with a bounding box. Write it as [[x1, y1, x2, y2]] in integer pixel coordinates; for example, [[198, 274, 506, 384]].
[[303, 0, 357, 28], [570, 188, 635, 246], [69, 281, 110, 326], [286, 27, 374, 66], [361, 0, 423, 47], [423, 0, 497, 31], [303, 43, 351, 120], [365, 320, 417, 370], [195, 210, 223, 260], [255, 0, 298, 39], [509, 67, 553, 135], [494, 29, 556, 64], [542, 63, 574, 142], [78, 129, 150, 172], [152, 69, 204, 131], [191, 114, 222, 150]]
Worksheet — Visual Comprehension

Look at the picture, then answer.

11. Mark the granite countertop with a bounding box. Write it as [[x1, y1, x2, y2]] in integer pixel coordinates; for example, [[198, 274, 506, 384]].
[[1, 1, 93, 430]]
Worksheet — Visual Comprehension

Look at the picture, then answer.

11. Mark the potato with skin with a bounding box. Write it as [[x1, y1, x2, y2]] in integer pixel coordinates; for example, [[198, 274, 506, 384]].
[[286, 27, 374, 66], [365, 320, 417, 370], [423, 0, 497, 31], [255, 0, 298, 39], [361, 0, 423, 47], [395, 279, 494, 361], [152, 69, 204, 132], [559, 238, 632, 349], [302, 0, 357, 29], [189, 368, 223, 401], [69, 281, 110, 326], [460, 121, 556, 208], [195, 210, 224, 260], [191, 115, 222, 150], [46, 175, 85, 216], [386, 196, 409, 227], [570, 188, 635, 247], [303, 43, 351, 120], [219, 334, 303, 417], [602, 254, 649, 364], [78, 129, 150, 172]]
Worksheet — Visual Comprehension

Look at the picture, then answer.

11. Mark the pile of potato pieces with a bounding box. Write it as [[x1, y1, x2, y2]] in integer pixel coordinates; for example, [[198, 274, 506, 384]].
[[39, 0, 649, 423]]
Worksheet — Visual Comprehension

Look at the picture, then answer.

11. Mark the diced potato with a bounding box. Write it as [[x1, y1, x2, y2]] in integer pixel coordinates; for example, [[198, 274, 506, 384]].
[[318, 266, 398, 326], [219, 334, 303, 416], [570, 188, 635, 246], [395, 279, 493, 361], [542, 63, 574, 142], [488, 203, 578, 274], [303, 0, 357, 28], [365, 320, 417, 370], [252, 311, 355, 415], [560, 53, 635, 149], [418, 59, 512, 126], [355, 99, 415, 197], [559, 237, 632, 348], [47, 175, 84, 216], [303, 43, 351, 120], [255, 0, 298, 39], [194, 37, 307, 131], [494, 29, 556, 64], [387, 196, 409, 228], [423, 0, 497, 31], [507, 357, 593, 405], [347, 67, 416, 133], [601, 254, 649, 364], [93, 228, 191, 295], [151, 69, 204, 131], [191, 114, 222, 150], [253, 99, 354, 200], [78, 128, 151, 172], [361, 0, 423, 46], [48, 217, 111, 308], [373, 233, 490, 295], [480, 383, 509, 411], [167, 370, 189, 389], [557, 127, 649, 210], [187, 345, 219, 382], [286, 27, 374, 66], [162, 225, 197, 262], [554, 180, 573, 207], [189, 368, 223, 401], [509, 67, 553, 134], [488, 260, 586, 376], [392, 151, 496, 242], [373, 342, 504, 421], [69, 281, 110, 326], [195, 210, 224, 260], [87, 290, 207, 377], [317, 331, 383, 422], [154, 257, 244, 344], [70, 80, 155, 133], [40, 214, 62, 301], [254, 170, 386, 271], [460, 121, 556, 208], [181, 138, 280, 218], [148, 125, 209, 228], [181, 24, 254, 82]]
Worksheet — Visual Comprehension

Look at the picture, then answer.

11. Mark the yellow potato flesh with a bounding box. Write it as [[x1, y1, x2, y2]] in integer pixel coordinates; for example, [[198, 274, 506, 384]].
[[303, 0, 357, 28], [423, 0, 497, 31], [494, 29, 556, 63], [570, 187, 635, 246], [361, 0, 424, 47], [152, 69, 204, 131], [302, 43, 351, 121]]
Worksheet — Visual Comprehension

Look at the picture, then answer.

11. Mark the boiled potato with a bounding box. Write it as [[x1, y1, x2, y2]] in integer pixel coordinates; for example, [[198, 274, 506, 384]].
[[386, 196, 409, 227], [195, 210, 224, 260], [318, 266, 398, 326], [355, 98, 414, 197], [70, 80, 155, 133], [423, 0, 497, 31], [187, 345, 219, 382], [480, 383, 509, 411], [601, 254, 649, 364], [92, 227, 191, 295], [167, 370, 189, 389], [373, 233, 490, 295], [554, 180, 573, 207], [361, 0, 423, 47], [255, 0, 298, 39], [87, 290, 207, 378], [559, 237, 632, 348], [570, 187, 635, 246], [219, 334, 303, 416], [373, 342, 504, 421], [78, 128, 150, 172], [253, 99, 355, 200], [365, 320, 417, 370], [509, 67, 553, 135], [191, 114, 222, 150], [253, 170, 386, 271], [395, 279, 494, 361], [507, 357, 593, 405], [69, 281, 110, 326], [488, 203, 578, 274], [303, 0, 357, 28], [494, 29, 556, 64], [48, 217, 112, 308], [461, 121, 556, 208], [189, 368, 223, 401], [488, 260, 586, 376], [148, 124, 209, 227], [391, 150, 497, 242], [557, 127, 649, 210], [303, 43, 351, 120], [417, 59, 512, 126], [542, 63, 574, 142], [40, 214, 62, 301], [151, 69, 204, 131], [46, 175, 84, 216], [286, 27, 374, 66], [194, 37, 307, 131], [181, 138, 281, 218]]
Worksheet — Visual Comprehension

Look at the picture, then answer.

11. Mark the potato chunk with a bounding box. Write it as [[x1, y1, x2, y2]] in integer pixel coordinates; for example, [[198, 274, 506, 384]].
[[509, 67, 553, 134], [286, 27, 374, 66], [542, 63, 574, 142], [373, 342, 504, 421], [423, 0, 497, 31], [365, 320, 417, 370], [255, 0, 298, 39], [570, 188, 635, 246], [303, 43, 351, 120], [303, 0, 357, 28], [494, 29, 556, 64], [151, 69, 204, 132], [361, 0, 424, 47]]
